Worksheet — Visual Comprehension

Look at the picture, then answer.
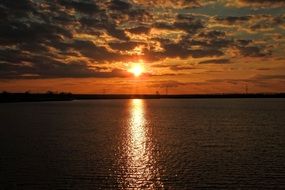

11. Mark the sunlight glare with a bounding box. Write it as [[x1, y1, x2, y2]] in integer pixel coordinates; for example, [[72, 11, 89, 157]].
[[130, 64, 144, 77], [123, 99, 163, 188]]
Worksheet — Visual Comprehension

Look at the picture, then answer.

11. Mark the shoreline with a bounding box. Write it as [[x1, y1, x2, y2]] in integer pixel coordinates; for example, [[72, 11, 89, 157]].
[[1, 93, 285, 103]]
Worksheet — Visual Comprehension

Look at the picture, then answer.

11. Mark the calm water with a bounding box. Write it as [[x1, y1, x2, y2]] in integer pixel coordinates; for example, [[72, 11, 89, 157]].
[[0, 99, 285, 189]]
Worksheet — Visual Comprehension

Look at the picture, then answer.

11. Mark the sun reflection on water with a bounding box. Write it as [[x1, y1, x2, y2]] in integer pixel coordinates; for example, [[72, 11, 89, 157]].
[[130, 99, 146, 161], [123, 99, 163, 189]]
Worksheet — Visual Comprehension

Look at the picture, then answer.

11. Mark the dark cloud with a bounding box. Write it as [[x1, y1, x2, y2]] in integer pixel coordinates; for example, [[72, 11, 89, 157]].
[[216, 16, 251, 24], [109, 41, 142, 51], [151, 64, 195, 71], [215, 14, 285, 33], [106, 0, 151, 22], [59, 0, 99, 15], [149, 80, 187, 88], [207, 78, 253, 85], [142, 41, 224, 61], [155, 35, 225, 60], [0, 41, 131, 79], [256, 67, 271, 71], [249, 15, 285, 31], [252, 74, 285, 80], [0, 0, 283, 80], [72, 40, 123, 62], [199, 59, 231, 64], [237, 0, 285, 7], [233, 39, 272, 57], [0, 0, 36, 18], [190, 49, 224, 58], [0, 20, 73, 45], [198, 30, 226, 39], [80, 17, 129, 40], [108, 0, 131, 11], [237, 40, 252, 46], [169, 65, 196, 71], [127, 26, 151, 34], [155, 19, 204, 34], [5, 67, 132, 79], [163, 43, 192, 59], [207, 74, 285, 86], [237, 46, 270, 57], [174, 21, 204, 34], [0, 55, 131, 79]]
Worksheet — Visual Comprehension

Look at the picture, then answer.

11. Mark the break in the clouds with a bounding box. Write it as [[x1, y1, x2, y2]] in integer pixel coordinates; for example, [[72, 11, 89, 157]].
[[0, 0, 284, 93], [233, 0, 285, 8]]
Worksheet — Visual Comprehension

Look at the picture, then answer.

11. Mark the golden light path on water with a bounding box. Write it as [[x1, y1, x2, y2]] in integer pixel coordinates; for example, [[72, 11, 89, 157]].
[[123, 99, 163, 189]]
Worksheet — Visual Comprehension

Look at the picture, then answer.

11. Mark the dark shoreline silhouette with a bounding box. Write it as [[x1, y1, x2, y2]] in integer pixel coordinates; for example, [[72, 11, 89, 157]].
[[1, 91, 285, 103]]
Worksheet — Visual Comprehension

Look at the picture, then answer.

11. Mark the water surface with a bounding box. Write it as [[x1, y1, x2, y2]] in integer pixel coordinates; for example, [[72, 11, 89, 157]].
[[0, 99, 285, 189]]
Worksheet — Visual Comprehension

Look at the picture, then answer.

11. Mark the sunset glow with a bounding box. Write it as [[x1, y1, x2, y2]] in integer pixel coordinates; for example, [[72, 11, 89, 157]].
[[0, 0, 285, 94], [130, 64, 144, 77], [1, 1, 285, 189]]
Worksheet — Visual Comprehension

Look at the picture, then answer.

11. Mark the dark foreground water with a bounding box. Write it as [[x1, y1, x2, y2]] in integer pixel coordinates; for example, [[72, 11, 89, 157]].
[[0, 99, 285, 189]]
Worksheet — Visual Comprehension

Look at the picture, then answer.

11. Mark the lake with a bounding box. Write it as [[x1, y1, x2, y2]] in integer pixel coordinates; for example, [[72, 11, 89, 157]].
[[0, 99, 285, 189]]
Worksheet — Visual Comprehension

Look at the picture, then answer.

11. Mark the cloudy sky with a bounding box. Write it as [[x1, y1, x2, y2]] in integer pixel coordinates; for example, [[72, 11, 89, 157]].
[[0, 0, 285, 94]]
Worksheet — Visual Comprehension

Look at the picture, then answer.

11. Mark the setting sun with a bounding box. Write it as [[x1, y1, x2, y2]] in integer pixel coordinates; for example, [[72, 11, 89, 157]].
[[130, 64, 144, 77]]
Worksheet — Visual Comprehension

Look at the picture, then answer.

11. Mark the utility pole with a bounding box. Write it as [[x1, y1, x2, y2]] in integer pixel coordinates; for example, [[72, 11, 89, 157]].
[[165, 86, 169, 95]]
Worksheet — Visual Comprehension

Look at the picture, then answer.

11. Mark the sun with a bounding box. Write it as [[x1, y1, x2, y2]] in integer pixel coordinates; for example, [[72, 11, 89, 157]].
[[130, 64, 144, 77]]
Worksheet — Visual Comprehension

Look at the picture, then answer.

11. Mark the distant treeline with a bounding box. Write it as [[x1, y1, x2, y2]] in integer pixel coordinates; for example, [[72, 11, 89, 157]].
[[1, 91, 285, 103], [74, 93, 285, 100], [0, 91, 73, 103]]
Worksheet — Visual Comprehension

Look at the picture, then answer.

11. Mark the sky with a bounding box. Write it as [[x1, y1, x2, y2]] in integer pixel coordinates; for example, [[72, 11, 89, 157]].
[[0, 0, 285, 94]]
